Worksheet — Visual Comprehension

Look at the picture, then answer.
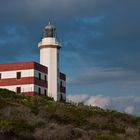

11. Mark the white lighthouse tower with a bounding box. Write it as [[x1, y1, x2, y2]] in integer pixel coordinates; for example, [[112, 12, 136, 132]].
[[38, 22, 61, 101]]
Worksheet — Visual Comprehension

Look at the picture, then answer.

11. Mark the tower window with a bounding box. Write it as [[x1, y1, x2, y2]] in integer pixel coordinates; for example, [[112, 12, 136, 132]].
[[38, 87, 41, 95], [44, 89, 47, 96], [17, 72, 21, 79], [44, 75, 47, 82], [60, 94, 63, 101], [16, 87, 21, 93], [0, 73, 1, 80], [39, 73, 41, 80], [60, 81, 63, 87]]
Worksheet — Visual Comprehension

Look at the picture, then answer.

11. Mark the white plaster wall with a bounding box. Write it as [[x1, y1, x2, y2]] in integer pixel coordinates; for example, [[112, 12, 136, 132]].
[[0, 84, 47, 95], [1, 69, 34, 79], [40, 47, 58, 101], [0, 84, 34, 93], [0, 69, 47, 80]]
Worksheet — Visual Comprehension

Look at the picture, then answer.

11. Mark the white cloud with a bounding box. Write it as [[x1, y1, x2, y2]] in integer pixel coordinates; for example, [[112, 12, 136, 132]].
[[125, 106, 134, 114], [67, 94, 140, 115], [85, 95, 110, 108], [67, 94, 89, 103]]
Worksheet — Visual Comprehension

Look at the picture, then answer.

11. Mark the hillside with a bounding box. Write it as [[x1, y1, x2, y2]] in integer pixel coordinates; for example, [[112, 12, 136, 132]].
[[0, 89, 140, 140]]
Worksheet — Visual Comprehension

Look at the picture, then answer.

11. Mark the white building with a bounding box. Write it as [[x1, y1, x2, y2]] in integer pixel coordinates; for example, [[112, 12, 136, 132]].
[[0, 22, 66, 102]]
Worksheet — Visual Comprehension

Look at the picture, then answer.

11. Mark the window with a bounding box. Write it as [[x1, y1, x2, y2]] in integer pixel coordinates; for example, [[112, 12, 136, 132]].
[[44, 75, 47, 82], [17, 72, 21, 79], [38, 87, 41, 95], [60, 94, 63, 102], [44, 89, 47, 96], [0, 73, 1, 80], [16, 87, 21, 93], [39, 73, 41, 80], [60, 81, 63, 87]]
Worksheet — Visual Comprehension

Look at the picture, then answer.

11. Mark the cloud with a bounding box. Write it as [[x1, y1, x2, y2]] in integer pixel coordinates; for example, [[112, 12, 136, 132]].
[[0, 25, 39, 63], [67, 94, 110, 108], [125, 106, 134, 114], [68, 67, 140, 86], [0, 0, 140, 68], [85, 95, 110, 108], [67, 94, 140, 115]]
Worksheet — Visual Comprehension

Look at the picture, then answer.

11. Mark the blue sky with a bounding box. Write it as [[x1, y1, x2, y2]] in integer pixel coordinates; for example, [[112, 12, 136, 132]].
[[0, 0, 140, 115]]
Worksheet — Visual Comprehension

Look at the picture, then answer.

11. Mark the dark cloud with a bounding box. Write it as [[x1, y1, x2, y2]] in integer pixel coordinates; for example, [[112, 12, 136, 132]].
[[0, 0, 140, 96], [0, 25, 38, 63], [68, 67, 140, 86], [58, 0, 140, 72]]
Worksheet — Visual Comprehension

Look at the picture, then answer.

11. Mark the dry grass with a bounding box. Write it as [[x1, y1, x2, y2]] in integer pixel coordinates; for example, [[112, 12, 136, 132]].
[[0, 89, 140, 140]]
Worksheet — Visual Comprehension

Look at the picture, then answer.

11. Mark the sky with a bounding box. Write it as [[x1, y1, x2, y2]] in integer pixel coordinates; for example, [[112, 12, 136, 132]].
[[0, 0, 140, 115]]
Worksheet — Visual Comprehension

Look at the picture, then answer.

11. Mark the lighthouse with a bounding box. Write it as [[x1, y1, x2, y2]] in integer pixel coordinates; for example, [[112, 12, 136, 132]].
[[0, 21, 66, 100], [38, 22, 65, 101]]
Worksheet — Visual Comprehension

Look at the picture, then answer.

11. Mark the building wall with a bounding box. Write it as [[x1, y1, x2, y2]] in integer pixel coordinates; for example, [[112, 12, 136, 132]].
[[0, 84, 34, 93], [0, 61, 66, 100], [0, 84, 47, 96], [34, 70, 47, 81], [0, 62, 48, 96], [59, 72, 66, 101], [34, 85, 47, 95], [1, 69, 34, 79]]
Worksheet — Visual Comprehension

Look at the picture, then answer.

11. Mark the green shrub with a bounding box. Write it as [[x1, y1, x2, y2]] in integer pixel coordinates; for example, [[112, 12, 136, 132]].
[[101, 124, 125, 134], [0, 119, 35, 134], [0, 89, 21, 99], [88, 123, 100, 129], [97, 134, 120, 140]]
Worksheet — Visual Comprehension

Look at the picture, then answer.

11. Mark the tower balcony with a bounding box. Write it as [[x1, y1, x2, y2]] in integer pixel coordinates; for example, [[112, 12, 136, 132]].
[[38, 38, 61, 48]]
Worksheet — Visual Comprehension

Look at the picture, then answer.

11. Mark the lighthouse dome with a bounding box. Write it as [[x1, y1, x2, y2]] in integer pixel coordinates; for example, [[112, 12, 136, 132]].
[[45, 21, 56, 30], [43, 21, 56, 38]]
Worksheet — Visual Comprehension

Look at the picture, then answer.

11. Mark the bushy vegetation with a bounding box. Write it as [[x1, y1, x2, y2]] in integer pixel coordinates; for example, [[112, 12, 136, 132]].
[[0, 89, 140, 140]]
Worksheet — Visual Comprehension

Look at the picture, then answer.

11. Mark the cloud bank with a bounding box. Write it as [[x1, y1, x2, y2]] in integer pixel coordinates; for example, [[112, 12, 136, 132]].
[[68, 67, 140, 85], [67, 94, 140, 115]]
